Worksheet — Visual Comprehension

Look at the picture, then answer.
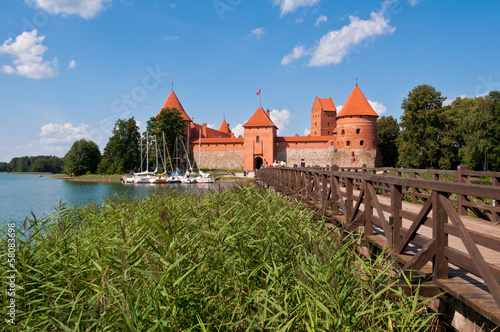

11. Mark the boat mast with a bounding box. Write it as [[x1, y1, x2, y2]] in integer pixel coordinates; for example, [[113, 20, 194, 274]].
[[146, 130, 149, 172], [199, 129, 201, 172], [155, 135, 158, 173], [140, 137, 143, 172]]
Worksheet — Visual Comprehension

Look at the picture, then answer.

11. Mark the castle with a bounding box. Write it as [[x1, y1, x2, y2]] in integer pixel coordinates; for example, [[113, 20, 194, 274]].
[[157, 85, 380, 170]]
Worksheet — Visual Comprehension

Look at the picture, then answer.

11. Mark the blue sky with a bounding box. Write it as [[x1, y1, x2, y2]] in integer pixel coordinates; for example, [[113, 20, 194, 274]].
[[1, 0, 499, 162]]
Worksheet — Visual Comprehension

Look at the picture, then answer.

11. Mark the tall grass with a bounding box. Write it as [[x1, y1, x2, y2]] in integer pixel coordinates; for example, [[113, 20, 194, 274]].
[[1, 186, 437, 331]]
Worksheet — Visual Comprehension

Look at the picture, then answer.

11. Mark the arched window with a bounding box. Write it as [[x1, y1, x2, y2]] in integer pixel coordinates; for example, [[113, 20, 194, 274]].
[[356, 129, 361, 134], [341, 129, 345, 135], [351, 152, 355, 156], [346, 141, 350, 146], [360, 140, 364, 146], [256, 136, 260, 142]]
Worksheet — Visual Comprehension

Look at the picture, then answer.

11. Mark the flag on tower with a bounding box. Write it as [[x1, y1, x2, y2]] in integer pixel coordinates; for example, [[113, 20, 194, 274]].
[[256, 89, 261, 95]]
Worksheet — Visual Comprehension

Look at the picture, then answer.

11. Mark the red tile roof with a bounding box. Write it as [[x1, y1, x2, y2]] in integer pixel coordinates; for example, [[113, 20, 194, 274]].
[[336, 85, 379, 118], [317, 97, 336, 111], [242, 107, 277, 128], [157, 90, 192, 122], [191, 137, 244, 144], [190, 123, 232, 140], [218, 119, 231, 134]]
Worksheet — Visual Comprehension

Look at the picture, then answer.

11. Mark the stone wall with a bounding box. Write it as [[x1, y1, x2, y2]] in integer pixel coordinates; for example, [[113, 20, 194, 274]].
[[333, 148, 378, 167], [193, 149, 244, 170], [276, 146, 335, 167]]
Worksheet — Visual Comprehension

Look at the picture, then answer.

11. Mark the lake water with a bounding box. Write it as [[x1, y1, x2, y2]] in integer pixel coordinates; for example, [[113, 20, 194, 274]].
[[0, 173, 236, 228]]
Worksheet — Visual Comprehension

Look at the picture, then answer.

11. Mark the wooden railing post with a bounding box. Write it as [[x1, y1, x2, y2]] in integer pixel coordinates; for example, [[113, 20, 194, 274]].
[[345, 177, 353, 220], [330, 165, 339, 215], [433, 192, 449, 280], [457, 164, 467, 215], [493, 176, 499, 224], [412, 172, 419, 204], [364, 180, 373, 236], [391, 184, 402, 249]]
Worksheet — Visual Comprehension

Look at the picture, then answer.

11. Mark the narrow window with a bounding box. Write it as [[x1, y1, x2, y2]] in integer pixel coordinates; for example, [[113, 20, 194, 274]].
[[360, 140, 364, 146], [351, 152, 355, 156], [256, 136, 260, 142], [327, 122, 330, 126], [346, 141, 350, 146], [341, 129, 345, 135], [356, 129, 361, 134]]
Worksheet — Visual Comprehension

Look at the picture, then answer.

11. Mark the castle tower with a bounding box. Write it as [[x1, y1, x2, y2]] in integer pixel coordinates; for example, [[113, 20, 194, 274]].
[[242, 107, 277, 170], [158, 90, 193, 146], [336, 85, 378, 165], [311, 96, 336, 136]]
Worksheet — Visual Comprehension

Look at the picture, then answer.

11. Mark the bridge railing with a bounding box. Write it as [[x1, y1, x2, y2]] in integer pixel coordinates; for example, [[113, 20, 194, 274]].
[[314, 165, 500, 224], [255, 166, 500, 308]]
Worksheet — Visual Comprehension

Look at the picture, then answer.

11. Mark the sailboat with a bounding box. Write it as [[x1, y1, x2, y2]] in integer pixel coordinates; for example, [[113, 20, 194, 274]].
[[121, 131, 157, 184], [194, 129, 216, 183], [176, 137, 196, 184]]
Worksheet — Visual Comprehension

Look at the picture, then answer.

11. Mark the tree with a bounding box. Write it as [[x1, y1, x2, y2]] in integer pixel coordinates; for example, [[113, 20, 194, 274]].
[[63, 139, 101, 176], [377, 116, 400, 167], [145, 107, 185, 171], [453, 93, 500, 171], [397, 84, 457, 169], [98, 118, 141, 174]]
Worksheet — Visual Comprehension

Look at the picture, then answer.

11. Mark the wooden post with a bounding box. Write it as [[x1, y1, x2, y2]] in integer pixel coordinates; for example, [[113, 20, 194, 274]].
[[433, 191, 449, 280], [331, 165, 339, 215], [412, 172, 419, 204], [383, 170, 388, 196], [457, 164, 467, 215], [364, 180, 373, 236], [346, 177, 353, 221], [493, 176, 499, 224], [392, 184, 402, 249]]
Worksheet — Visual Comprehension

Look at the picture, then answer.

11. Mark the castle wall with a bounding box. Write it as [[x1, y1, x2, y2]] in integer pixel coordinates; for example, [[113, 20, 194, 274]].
[[193, 149, 244, 170], [277, 145, 336, 167], [333, 148, 378, 167]]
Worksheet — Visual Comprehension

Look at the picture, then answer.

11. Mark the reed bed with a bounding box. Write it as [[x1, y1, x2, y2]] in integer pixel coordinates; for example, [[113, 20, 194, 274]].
[[1, 186, 437, 331]]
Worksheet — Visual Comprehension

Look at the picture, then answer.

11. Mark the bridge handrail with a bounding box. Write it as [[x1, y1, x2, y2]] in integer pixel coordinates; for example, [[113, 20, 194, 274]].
[[255, 166, 500, 309]]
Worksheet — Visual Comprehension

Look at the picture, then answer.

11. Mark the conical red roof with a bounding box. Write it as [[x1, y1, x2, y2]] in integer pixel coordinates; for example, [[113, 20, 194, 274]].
[[218, 119, 231, 133], [157, 90, 192, 122], [337, 86, 378, 118], [242, 107, 277, 128]]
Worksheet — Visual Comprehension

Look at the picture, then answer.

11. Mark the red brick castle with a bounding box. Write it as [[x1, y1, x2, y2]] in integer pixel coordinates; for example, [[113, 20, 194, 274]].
[[158, 85, 380, 170]]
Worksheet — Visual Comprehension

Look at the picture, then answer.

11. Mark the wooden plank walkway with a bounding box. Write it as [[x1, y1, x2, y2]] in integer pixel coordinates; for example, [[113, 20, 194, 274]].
[[255, 167, 500, 327], [364, 192, 500, 325]]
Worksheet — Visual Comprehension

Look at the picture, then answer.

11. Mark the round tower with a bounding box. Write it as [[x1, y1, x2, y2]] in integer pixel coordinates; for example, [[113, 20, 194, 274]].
[[336, 85, 378, 165]]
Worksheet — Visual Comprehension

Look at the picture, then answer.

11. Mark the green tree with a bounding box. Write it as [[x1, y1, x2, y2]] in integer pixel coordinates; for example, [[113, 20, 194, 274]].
[[98, 117, 141, 174], [397, 84, 457, 169], [63, 139, 101, 176], [146, 107, 185, 171], [377, 116, 400, 167], [453, 93, 500, 171]]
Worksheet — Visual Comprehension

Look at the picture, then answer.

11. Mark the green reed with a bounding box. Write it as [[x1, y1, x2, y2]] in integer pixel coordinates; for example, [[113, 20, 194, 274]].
[[1, 186, 437, 331]]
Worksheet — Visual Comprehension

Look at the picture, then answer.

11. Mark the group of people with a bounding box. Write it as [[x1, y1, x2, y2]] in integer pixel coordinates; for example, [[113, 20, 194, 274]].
[[259, 158, 307, 169]]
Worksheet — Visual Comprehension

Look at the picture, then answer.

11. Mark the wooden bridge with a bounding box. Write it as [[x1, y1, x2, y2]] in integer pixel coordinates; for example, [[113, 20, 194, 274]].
[[255, 165, 500, 328]]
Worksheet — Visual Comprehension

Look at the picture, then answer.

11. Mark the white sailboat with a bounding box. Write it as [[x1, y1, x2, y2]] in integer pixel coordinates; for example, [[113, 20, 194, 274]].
[[194, 129, 216, 183]]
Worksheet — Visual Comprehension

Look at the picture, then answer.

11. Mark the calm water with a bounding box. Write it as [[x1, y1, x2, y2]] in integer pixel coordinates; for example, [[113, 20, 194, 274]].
[[0, 173, 236, 228]]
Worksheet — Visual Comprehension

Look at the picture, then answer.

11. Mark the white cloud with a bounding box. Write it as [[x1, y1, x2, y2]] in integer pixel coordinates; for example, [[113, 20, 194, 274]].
[[304, 128, 311, 136], [408, 0, 421, 6], [162, 35, 179, 42], [315, 15, 327, 26], [282, 3, 396, 67], [170, 3, 176, 8], [295, 17, 305, 23], [368, 100, 386, 115], [231, 124, 244, 138], [309, 11, 395, 66], [68, 59, 76, 69], [26, 0, 111, 19], [337, 101, 386, 115], [281, 45, 309, 65], [250, 28, 265, 39], [274, 0, 321, 16], [269, 109, 291, 135], [207, 123, 216, 129], [0, 30, 58, 79], [29, 122, 91, 153]]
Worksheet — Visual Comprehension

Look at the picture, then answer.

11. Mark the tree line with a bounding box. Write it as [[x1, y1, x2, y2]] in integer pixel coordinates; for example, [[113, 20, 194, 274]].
[[0, 156, 63, 173], [63, 107, 185, 176], [378, 84, 500, 171]]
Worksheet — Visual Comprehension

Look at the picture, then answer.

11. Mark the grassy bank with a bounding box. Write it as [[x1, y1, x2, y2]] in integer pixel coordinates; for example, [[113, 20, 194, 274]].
[[1, 186, 437, 330]]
